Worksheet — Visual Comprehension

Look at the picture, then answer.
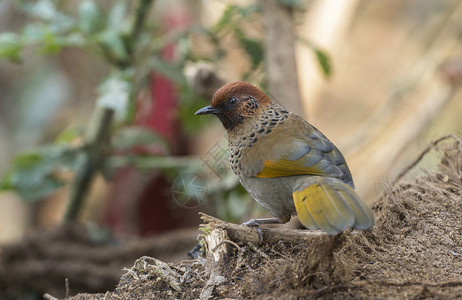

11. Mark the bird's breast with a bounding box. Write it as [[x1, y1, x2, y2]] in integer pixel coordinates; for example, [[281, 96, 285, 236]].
[[227, 104, 290, 177]]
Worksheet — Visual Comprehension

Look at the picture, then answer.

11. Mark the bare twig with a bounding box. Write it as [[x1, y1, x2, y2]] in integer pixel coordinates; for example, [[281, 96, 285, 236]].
[[63, 108, 114, 222], [211, 239, 241, 252], [125, 0, 156, 65], [392, 134, 460, 185], [43, 293, 59, 300], [65, 278, 70, 298]]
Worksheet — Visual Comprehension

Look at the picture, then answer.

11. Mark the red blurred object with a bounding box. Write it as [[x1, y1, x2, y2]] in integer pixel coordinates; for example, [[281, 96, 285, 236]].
[[103, 8, 199, 236]]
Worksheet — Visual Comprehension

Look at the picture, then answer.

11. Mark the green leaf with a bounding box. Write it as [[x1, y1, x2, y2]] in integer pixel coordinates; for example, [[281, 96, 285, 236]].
[[13, 152, 43, 169], [235, 32, 263, 68], [212, 5, 238, 34], [299, 38, 332, 78], [55, 126, 84, 144], [211, 4, 259, 34], [23, 0, 75, 32], [150, 57, 186, 84], [176, 33, 192, 63], [59, 33, 86, 47], [237, 3, 260, 16], [20, 23, 85, 56], [22, 24, 63, 54], [278, 0, 302, 8], [0, 32, 23, 62], [0, 145, 83, 202], [78, 0, 103, 34], [112, 127, 169, 154], [98, 29, 128, 61], [0, 172, 14, 190], [107, 1, 129, 31], [22, 0, 57, 21], [314, 48, 332, 77], [22, 24, 65, 54], [22, 24, 47, 44], [96, 70, 133, 121], [40, 27, 62, 53], [48, 14, 76, 34]]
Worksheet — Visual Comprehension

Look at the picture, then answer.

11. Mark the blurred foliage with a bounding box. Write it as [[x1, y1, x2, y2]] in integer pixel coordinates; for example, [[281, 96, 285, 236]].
[[111, 127, 169, 155], [299, 38, 332, 78], [278, 0, 303, 8], [207, 3, 264, 80], [97, 70, 133, 122], [0, 0, 331, 224], [0, 144, 83, 201]]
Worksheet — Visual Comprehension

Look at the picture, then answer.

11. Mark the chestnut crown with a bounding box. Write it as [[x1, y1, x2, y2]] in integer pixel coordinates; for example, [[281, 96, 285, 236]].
[[195, 82, 272, 130]]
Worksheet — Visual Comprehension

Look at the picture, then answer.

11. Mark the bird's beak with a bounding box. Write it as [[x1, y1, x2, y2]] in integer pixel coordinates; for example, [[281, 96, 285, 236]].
[[195, 105, 222, 115]]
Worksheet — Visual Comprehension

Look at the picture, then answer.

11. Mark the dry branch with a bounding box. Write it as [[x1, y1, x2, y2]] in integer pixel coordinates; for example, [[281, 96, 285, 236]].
[[259, 0, 302, 113], [200, 213, 324, 245]]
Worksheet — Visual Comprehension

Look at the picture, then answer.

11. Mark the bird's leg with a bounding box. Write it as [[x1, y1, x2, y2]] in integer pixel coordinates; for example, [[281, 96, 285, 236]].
[[242, 218, 282, 244], [242, 218, 282, 227]]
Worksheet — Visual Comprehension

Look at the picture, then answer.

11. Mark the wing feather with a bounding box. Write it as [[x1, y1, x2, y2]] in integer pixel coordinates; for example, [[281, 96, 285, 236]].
[[293, 177, 374, 234]]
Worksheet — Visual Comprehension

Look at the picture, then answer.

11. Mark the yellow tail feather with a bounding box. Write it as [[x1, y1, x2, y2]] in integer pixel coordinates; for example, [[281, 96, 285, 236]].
[[293, 177, 375, 234]]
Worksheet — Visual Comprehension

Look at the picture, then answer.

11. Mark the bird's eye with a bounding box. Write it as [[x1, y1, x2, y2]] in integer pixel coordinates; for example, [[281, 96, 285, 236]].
[[228, 97, 237, 104]]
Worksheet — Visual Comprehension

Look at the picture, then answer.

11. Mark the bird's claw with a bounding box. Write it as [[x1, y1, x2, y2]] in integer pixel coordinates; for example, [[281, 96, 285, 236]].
[[242, 219, 259, 227], [255, 226, 264, 244], [242, 219, 264, 244]]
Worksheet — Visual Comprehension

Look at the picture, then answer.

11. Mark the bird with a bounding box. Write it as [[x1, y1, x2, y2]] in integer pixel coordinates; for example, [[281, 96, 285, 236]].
[[195, 82, 375, 234]]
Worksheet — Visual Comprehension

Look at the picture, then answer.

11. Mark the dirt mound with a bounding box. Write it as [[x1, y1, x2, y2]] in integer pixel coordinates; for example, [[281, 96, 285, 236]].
[[0, 226, 198, 298], [68, 135, 462, 299]]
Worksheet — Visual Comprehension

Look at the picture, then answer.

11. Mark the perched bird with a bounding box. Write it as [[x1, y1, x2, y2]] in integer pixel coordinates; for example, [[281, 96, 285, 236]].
[[195, 82, 375, 234]]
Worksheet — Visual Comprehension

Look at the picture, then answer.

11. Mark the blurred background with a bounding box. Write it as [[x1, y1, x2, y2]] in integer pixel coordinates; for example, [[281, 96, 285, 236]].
[[0, 0, 461, 297]]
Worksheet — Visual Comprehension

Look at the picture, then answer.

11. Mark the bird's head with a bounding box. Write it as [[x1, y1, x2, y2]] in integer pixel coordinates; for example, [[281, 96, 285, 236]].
[[195, 82, 271, 131]]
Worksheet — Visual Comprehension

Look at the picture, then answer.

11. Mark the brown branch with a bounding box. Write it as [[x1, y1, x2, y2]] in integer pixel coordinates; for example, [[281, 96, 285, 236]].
[[211, 239, 241, 252], [259, 0, 303, 113], [200, 213, 324, 245], [63, 108, 114, 222]]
